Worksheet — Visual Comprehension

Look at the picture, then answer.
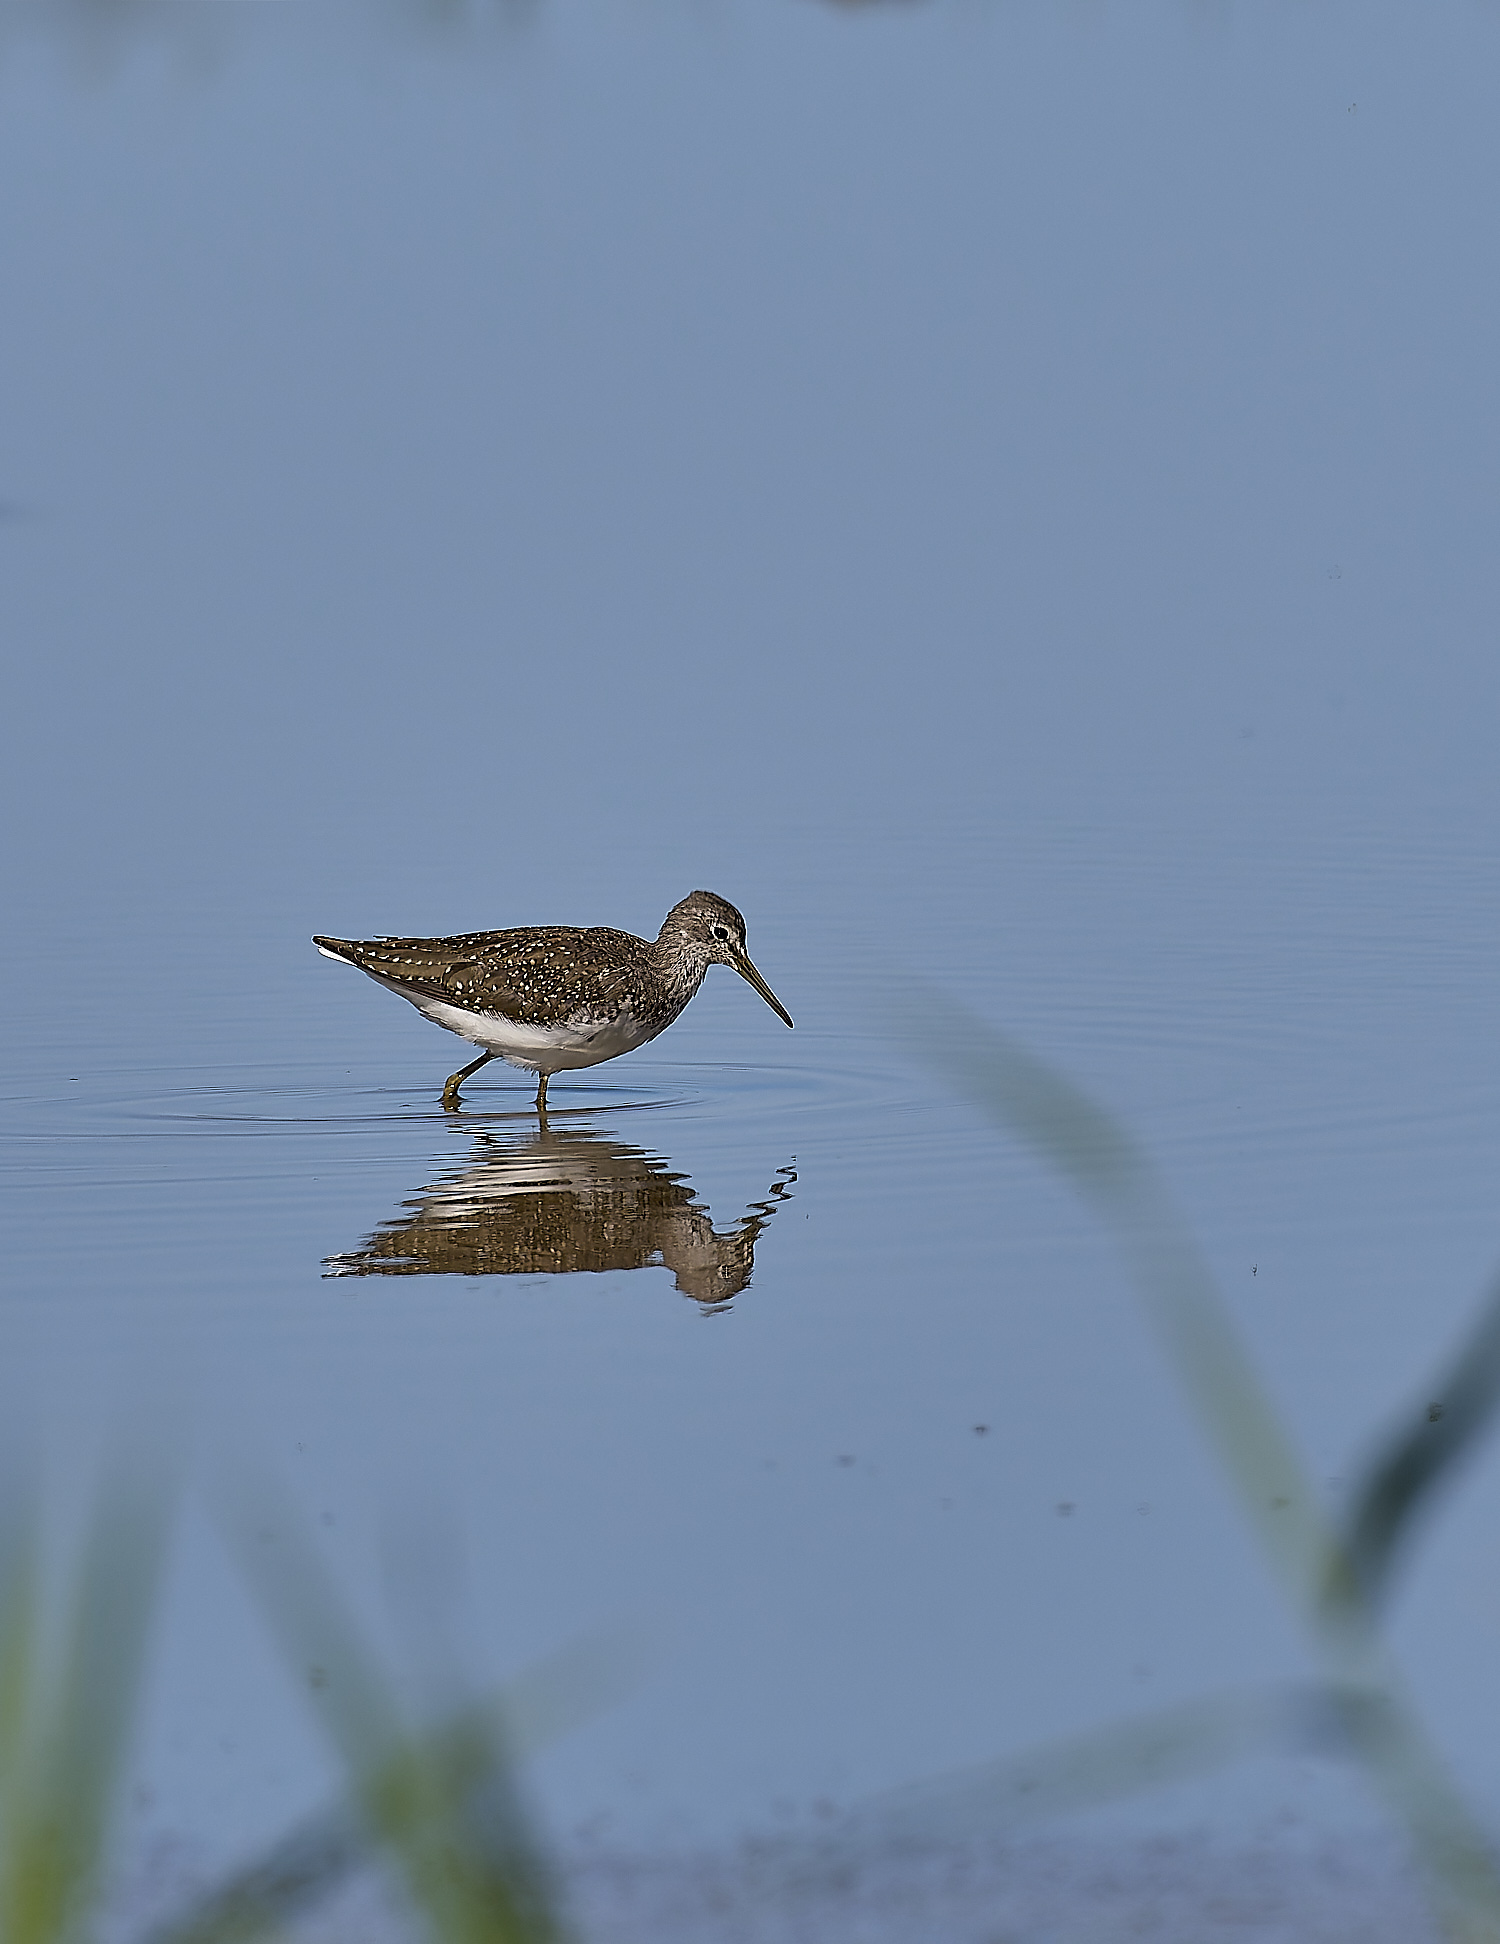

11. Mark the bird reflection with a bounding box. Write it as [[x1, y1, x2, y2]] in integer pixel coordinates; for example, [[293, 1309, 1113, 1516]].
[[324, 1122, 795, 1308]]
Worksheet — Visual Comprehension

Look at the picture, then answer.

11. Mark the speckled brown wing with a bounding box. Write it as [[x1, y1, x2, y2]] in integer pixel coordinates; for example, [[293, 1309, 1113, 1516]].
[[314, 925, 651, 1026]]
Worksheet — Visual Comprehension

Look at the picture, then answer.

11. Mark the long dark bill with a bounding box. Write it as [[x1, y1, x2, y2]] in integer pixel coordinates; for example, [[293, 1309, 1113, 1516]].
[[732, 953, 794, 1029]]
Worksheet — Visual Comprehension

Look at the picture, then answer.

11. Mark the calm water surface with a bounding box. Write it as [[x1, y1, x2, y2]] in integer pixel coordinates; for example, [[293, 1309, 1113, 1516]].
[[8, 823, 1500, 1900], [4, 3, 1500, 1934]]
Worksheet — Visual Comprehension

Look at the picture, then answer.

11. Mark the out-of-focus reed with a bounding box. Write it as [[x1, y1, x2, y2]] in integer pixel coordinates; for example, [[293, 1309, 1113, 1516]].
[[898, 987, 1500, 1944], [0, 1463, 579, 1944], [13, 995, 1500, 1942], [0, 1462, 169, 1944]]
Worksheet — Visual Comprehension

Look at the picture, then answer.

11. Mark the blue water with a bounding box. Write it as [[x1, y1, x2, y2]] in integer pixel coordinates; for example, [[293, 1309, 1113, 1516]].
[[5, 4, 1500, 1935]]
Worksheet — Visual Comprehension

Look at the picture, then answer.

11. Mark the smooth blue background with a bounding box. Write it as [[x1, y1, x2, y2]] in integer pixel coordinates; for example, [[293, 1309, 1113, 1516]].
[[3, 0, 1500, 1916]]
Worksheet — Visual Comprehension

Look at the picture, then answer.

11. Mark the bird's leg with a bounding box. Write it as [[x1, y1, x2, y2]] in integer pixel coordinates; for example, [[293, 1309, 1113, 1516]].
[[535, 1072, 550, 1117], [442, 1049, 494, 1111]]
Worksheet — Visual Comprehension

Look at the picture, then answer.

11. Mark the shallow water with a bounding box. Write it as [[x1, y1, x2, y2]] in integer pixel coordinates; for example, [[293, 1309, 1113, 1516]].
[[11, 822, 1500, 1890], [6, 1, 1500, 1934]]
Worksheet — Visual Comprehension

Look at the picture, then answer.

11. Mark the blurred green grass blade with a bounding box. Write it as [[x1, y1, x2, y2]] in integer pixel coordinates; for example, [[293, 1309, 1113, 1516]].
[[1336, 1274, 1500, 1613], [905, 988, 1333, 1602], [1321, 1682, 1500, 1943], [139, 1635, 634, 1944], [220, 1483, 403, 1778], [383, 1715, 566, 1944], [222, 1483, 571, 1944], [139, 1719, 532, 1944], [0, 1490, 40, 1811], [0, 1461, 172, 1944], [137, 1802, 362, 1944], [51, 1464, 173, 1839], [902, 990, 1500, 1941], [855, 1684, 1338, 1844]]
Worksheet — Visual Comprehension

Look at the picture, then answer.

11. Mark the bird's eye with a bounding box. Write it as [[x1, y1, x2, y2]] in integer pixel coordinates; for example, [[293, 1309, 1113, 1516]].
[[712, 925, 730, 941]]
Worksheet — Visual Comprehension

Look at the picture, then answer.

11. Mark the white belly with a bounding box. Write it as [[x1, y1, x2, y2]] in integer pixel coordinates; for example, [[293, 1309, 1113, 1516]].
[[400, 987, 661, 1074], [320, 945, 679, 1075]]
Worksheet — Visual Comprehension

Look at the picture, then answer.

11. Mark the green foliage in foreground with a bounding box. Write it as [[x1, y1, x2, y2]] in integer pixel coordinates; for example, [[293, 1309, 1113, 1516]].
[[203, 1486, 570, 1944], [0, 1468, 574, 1944], [14, 999, 1500, 1943], [0, 1466, 169, 1944], [904, 988, 1500, 1944]]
